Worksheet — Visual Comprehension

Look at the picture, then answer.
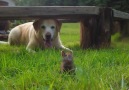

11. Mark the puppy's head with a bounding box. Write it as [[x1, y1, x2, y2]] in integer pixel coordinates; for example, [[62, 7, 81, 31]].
[[61, 51, 73, 63], [61, 51, 73, 72], [33, 19, 62, 47]]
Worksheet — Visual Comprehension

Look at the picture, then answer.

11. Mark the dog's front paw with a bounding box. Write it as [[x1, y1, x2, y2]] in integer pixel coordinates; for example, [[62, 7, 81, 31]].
[[67, 49, 73, 53], [63, 47, 73, 53]]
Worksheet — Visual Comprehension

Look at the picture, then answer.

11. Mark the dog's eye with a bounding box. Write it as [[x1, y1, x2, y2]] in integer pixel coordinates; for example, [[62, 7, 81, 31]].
[[51, 26, 55, 29], [41, 26, 45, 29]]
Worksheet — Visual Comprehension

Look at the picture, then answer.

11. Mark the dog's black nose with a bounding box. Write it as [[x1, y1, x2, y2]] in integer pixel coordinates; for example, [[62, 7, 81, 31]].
[[45, 33, 51, 40]]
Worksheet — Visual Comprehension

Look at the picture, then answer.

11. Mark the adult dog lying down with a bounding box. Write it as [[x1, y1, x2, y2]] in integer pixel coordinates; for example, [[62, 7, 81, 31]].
[[0, 19, 71, 53]]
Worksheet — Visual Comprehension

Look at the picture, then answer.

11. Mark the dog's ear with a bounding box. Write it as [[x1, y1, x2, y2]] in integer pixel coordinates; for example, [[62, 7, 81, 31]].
[[55, 19, 62, 32], [33, 19, 42, 31]]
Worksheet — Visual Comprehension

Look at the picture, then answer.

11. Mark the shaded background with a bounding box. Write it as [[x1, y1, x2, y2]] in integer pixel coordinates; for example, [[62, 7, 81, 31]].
[[14, 0, 129, 13]]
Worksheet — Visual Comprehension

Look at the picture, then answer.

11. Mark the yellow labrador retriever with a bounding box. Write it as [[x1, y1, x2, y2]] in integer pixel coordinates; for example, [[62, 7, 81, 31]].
[[0, 19, 71, 53]]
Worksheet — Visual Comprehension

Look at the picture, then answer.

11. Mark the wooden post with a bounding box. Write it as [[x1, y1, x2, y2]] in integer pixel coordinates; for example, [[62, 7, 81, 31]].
[[80, 18, 91, 49], [80, 16, 98, 49], [80, 8, 113, 49], [112, 21, 121, 35], [0, 1, 9, 41], [97, 7, 113, 48], [120, 20, 129, 37], [0, 1, 9, 32]]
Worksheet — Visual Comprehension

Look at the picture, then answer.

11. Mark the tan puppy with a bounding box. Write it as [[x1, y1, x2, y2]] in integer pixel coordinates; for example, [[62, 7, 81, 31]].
[[61, 51, 75, 74], [0, 19, 71, 53]]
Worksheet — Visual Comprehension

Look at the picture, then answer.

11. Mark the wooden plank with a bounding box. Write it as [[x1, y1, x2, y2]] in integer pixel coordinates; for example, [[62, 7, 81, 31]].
[[0, 6, 99, 19], [113, 9, 129, 20], [0, 6, 129, 20], [97, 8, 113, 48], [59, 19, 79, 23]]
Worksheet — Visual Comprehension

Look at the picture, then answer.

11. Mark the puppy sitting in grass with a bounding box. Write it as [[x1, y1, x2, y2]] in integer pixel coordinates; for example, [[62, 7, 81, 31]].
[[60, 51, 75, 74]]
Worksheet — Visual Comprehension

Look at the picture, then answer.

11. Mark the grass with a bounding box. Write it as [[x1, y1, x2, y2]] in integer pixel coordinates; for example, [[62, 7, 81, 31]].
[[0, 23, 129, 90]]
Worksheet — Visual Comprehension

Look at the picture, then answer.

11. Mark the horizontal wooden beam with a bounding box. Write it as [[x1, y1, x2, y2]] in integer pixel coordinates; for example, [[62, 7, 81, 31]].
[[0, 6, 99, 19], [113, 9, 129, 20], [0, 6, 129, 20], [59, 19, 79, 23]]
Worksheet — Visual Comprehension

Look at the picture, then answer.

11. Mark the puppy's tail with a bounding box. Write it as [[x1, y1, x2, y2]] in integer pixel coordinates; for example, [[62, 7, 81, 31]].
[[0, 41, 9, 45]]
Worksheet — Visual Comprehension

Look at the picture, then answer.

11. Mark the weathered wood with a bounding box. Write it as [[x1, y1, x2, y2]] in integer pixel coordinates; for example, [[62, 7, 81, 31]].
[[0, 6, 128, 20], [112, 21, 121, 35], [80, 8, 113, 49], [113, 9, 129, 20], [97, 8, 113, 48], [0, 20, 10, 31], [80, 16, 98, 49], [80, 18, 91, 49], [0, 6, 99, 19], [120, 20, 129, 37], [0, 1, 10, 32], [59, 19, 79, 23]]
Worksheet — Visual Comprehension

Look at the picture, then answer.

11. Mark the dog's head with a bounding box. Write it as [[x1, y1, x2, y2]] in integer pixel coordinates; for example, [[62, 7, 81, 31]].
[[33, 19, 62, 47]]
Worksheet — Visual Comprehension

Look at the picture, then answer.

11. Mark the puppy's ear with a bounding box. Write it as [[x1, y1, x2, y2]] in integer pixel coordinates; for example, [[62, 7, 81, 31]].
[[61, 50, 66, 57], [33, 19, 42, 31], [55, 19, 62, 32]]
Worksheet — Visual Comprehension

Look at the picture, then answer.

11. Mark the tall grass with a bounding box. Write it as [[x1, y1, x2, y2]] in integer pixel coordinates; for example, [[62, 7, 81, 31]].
[[0, 23, 129, 90]]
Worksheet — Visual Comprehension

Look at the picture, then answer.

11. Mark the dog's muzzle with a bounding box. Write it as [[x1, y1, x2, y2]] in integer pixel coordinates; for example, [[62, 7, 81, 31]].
[[45, 34, 51, 40], [44, 32, 52, 48]]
